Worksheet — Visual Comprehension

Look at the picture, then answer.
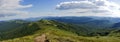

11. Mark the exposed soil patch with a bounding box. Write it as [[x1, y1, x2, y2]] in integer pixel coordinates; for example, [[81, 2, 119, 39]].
[[34, 34, 49, 42]]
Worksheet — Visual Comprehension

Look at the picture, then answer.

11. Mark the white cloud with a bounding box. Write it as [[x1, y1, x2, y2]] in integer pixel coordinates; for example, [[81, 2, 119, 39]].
[[56, 0, 120, 17], [56, 1, 97, 10], [0, 0, 32, 9], [0, 0, 32, 18]]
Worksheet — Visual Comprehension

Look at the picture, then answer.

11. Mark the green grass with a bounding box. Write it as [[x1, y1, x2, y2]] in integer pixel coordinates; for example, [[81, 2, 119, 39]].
[[1, 20, 120, 42], [2, 27, 120, 42]]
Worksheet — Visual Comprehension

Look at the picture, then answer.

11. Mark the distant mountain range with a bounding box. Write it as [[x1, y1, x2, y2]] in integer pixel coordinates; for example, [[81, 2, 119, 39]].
[[112, 22, 120, 28], [0, 16, 120, 42], [43, 16, 120, 29], [2, 16, 120, 31], [25, 16, 120, 23], [1, 16, 120, 32], [0, 19, 120, 42]]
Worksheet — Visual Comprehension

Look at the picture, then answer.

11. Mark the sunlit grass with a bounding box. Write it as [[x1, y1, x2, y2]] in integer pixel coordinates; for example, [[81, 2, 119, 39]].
[[1, 20, 120, 42]]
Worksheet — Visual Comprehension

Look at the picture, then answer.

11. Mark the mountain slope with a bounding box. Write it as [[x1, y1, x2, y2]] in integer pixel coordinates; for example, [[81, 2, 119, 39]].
[[0, 20, 29, 32], [44, 17, 120, 29], [1, 20, 120, 42], [0, 20, 87, 42]]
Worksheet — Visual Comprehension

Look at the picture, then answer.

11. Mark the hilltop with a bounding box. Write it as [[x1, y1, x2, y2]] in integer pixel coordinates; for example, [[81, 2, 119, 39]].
[[0, 20, 120, 42]]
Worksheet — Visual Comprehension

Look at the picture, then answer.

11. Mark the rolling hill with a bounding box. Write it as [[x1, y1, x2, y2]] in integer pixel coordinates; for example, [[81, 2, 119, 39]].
[[0, 20, 29, 32], [0, 19, 120, 42]]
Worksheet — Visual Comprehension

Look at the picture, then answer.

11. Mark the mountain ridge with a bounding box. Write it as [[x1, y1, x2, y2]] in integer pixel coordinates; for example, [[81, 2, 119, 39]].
[[0, 19, 120, 42]]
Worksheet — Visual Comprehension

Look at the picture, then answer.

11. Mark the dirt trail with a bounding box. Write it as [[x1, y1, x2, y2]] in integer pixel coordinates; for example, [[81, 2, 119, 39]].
[[34, 34, 49, 42]]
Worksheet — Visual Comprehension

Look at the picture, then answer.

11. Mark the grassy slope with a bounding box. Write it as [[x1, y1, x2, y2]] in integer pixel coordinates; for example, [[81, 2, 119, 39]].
[[1, 20, 120, 42]]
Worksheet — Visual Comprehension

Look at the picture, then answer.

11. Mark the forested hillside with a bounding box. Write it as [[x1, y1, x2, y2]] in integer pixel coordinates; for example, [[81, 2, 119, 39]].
[[0, 20, 120, 42]]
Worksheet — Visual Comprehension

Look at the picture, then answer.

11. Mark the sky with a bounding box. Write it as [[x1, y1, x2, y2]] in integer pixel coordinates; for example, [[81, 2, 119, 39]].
[[0, 0, 120, 20]]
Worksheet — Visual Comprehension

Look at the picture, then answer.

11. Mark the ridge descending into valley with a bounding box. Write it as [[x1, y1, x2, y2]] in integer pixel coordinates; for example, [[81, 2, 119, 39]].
[[0, 19, 120, 42]]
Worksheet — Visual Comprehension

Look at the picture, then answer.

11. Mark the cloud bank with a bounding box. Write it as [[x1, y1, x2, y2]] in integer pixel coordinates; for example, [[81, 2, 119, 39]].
[[0, 0, 32, 18], [56, 0, 120, 17]]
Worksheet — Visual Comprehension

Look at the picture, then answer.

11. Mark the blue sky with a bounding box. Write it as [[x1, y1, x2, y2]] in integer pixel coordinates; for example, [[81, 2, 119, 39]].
[[22, 0, 120, 16], [21, 0, 119, 12], [21, 0, 75, 14], [0, 0, 120, 20]]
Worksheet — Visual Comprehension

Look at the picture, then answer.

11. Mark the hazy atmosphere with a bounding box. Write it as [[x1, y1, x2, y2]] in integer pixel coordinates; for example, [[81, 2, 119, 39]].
[[1, 0, 120, 20], [1, 0, 120, 42]]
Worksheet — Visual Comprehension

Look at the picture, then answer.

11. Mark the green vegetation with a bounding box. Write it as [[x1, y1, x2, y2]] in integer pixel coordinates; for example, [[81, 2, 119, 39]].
[[0, 20, 120, 42]]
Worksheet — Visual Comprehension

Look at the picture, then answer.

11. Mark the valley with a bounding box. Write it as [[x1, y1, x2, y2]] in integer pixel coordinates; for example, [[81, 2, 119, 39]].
[[0, 17, 120, 42]]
